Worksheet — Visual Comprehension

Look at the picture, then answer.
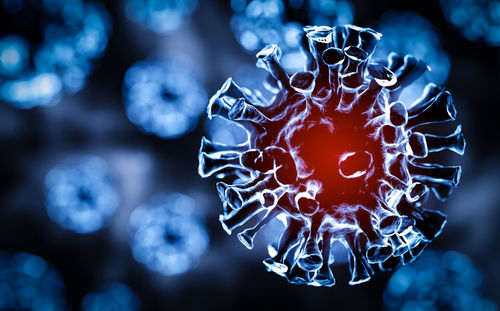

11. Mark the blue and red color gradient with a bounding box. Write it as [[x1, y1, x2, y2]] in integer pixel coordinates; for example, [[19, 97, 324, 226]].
[[199, 25, 465, 286]]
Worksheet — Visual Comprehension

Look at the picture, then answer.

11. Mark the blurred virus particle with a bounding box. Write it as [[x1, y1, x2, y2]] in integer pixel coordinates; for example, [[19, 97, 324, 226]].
[[124, 0, 198, 34], [0, 0, 112, 108], [307, 0, 354, 27], [44, 155, 119, 234], [0, 252, 66, 311], [82, 283, 141, 311], [129, 193, 209, 276], [230, 0, 353, 71], [199, 25, 465, 286], [123, 55, 207, 139], [441, 0, 500, 46], [374, 12, 451, 104], [384, 250, 498, 311]]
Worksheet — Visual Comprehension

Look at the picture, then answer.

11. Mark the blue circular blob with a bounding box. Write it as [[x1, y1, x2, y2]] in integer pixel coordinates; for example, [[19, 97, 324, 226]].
[[123, 56, 207, 139], [384, 250, 497, 311], [0, 0, 112, 108], [0, 252, 66, 311], [124, 0, 198, 34], [81, 283, 141, 311], [441, 0, 500, 46], [44, 155, 120, 234], [374, 11, 451, 104], [129, 193, 209, 276]]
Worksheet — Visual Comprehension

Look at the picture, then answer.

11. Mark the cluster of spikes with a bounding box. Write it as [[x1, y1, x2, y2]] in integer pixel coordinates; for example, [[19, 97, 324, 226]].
[[199, 25, 465, 286]]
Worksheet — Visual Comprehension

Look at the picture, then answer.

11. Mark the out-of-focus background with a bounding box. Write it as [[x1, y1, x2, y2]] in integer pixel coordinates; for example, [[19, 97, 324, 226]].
[[0, 0, 499, 310]]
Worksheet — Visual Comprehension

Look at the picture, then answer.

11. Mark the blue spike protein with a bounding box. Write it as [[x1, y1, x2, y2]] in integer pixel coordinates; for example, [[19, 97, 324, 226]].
[[230, 0, 353, 72], [199, 25, 465, 286], [374, 11, 450, 104]]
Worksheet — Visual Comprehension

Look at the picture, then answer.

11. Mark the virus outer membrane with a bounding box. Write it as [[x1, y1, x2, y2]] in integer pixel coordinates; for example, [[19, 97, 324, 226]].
[[199, 25, 466, 286]]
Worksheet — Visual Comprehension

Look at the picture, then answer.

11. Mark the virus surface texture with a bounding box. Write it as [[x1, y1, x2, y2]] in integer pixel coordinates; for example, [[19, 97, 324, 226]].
[[82, 283, 141, 311], [0, 252, 67, 310], [199, 25, 465, 286], [384, 250, 497, 311], [129, 193, 209, 276]]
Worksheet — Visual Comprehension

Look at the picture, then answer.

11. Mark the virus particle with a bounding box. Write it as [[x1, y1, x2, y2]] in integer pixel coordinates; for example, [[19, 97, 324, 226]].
[[230, 0, 353, 71], [124, 0, 198, 34], [384, 250, 497, 311], [0, 0, 112, 108], [441, 0, 500, 46], [199, 25, 465, 286], [0, 252, 66, 310], [44, 155, 119, 234], [374, 12, 450, 104], [129, 193, 209, 276], [123, 55, 207, 139], [82, 283, 141, 311], [307, 0, 354, 27]]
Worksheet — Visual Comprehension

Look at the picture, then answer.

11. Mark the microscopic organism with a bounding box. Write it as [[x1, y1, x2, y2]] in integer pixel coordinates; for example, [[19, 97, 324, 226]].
[[123, 56, 207, 139], [129, 193, 209, 276], [124, 0, 198, 34], [441, 0, 500, 46], [44, 155, 119, 234], [82, 283, 141, 311], [374, 12, 450, 104], [384, 250, 497, 311], [307, 0, 354, 27], [0, 252, 67, 310], [199, 25, 465, 286], [230, 0, 353, 71], [0, 0, 112, 108]]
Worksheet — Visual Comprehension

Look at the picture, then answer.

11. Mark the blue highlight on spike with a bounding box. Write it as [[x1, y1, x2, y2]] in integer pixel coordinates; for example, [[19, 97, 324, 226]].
[[374, 12, 451, 104], [129, 193, 209, 276], [0, 252, 66, 311], [82, 283, 141, 311], [44, 155, 119, 234], [199, 25, 465, 286]]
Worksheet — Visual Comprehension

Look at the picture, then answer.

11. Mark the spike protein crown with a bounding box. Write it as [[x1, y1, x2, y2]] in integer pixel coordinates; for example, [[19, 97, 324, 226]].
[[199, 25, 465, 286]]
